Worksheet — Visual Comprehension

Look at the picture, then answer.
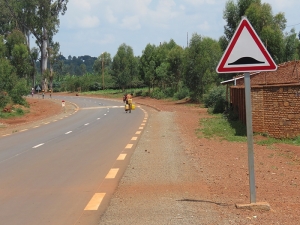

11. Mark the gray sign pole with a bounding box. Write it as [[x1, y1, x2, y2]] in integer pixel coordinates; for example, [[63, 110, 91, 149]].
[[244, 72, 256, 203]]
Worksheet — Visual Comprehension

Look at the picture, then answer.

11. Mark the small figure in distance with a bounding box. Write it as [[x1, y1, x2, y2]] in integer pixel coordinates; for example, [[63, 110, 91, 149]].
[[126, 93, 132, 113]]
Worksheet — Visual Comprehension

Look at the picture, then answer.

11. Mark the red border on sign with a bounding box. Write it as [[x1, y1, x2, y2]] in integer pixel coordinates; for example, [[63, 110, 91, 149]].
[[216, 18, 277, 73]]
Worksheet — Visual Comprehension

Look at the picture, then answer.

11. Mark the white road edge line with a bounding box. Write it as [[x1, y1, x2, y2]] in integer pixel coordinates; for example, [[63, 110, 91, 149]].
[[32, 143, 44, 148]]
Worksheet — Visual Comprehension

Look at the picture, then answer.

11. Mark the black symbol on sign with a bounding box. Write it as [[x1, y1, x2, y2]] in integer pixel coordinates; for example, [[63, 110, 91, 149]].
[[228, 57, 264, 65]]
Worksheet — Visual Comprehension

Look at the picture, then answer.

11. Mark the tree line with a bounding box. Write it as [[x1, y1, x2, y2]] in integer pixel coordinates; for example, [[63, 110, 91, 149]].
[[1, 0, 300, 109]]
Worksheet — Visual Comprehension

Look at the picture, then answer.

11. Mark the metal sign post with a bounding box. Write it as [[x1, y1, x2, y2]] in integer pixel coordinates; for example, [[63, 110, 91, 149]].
[[216, 17, 276, 210], [244, 72, 256, 203]]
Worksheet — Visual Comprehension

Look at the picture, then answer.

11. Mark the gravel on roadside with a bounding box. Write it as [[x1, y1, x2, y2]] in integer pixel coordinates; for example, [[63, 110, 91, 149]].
[[98, 107, 226, 225]]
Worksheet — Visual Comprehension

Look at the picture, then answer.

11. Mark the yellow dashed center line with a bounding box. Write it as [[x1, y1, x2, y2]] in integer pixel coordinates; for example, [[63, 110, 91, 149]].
[[139, 127, 144, 130], [117, 154, 127, 160], [141, 123, 145, 126], [20, 129, 28, 132], [136, 131, 141, 134], [105, 168, 119, 179], [143, 120, 147, 123], [84, 193, 106, 211], [125, 144, 133, 149], [131, 137, 137, 140]]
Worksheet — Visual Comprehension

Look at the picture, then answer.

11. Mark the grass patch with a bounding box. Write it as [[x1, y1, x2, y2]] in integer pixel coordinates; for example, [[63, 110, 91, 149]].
[[256, 136, 300, 146], [197, 113, 300, 147], [197, 114, 247, 142], [0, 107, 26, 119]]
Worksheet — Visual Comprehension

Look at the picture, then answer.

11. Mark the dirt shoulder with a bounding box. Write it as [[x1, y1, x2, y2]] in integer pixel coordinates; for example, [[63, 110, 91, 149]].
[[0, 96, 77, 137], [1, 94, 299, 224]]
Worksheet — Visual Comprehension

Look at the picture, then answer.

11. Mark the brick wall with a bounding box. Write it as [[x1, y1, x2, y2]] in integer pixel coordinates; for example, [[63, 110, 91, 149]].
[[231, 84, 300, 138], [229, 60, 300, 138], [261, 85, 300, 138]]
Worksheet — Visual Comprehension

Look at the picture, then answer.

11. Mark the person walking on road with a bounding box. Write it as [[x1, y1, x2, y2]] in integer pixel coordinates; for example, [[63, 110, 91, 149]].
[[126, 93, 132, 113]]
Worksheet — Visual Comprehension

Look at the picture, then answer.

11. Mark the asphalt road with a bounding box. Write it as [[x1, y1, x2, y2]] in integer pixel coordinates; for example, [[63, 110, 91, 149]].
[[0, 96, 146, 225]]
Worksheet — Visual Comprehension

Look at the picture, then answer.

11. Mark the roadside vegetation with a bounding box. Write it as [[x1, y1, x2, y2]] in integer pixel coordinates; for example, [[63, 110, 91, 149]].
[[198, 113, 300, 146]]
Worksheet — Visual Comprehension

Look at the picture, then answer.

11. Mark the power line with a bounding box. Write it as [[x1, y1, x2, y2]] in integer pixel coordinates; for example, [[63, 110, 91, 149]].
[[286, 22, 300, 27]]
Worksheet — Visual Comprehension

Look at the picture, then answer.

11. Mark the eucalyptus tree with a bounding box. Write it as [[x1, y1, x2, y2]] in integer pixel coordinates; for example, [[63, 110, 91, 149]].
[[93, 52, 113, 89], [0, 36, 28, 105], [111, 44, 137, 91], [184, 34, 222, 101], [3, 0, 68, 90], [4, 29, 32, 84], [48, 40, 60, 91], [165, 45, 184, 91], [283, 28, 299, 61], [140, 43, 157, 93]]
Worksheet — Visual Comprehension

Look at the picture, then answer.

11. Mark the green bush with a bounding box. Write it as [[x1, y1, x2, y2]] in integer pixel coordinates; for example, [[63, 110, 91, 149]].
[[174, 87, 189, 100], [150, 88, 166, 99], [9, 78, 28, 105], [15, 107, 24, 115], [142, 91, 149, 97], [135, 90, 143, 96], [0, 92, 11, 108], [203, 85, 226, 114], [164, 87, 175, 98]]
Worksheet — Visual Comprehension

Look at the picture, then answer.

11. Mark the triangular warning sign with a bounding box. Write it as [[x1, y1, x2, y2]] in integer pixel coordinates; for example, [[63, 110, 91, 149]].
[[216, 17, 277, 73]]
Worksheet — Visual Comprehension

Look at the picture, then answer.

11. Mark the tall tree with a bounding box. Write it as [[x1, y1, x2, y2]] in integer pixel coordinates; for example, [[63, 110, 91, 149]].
[[140, 44, 157, 93], [111, 44, 137, 91], [3, 0, 68, 90], [184, 34, 222, 101]]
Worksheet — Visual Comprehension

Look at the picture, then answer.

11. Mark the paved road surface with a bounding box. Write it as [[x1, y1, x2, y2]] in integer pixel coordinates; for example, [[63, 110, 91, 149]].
[[0, 96, 146, 225]]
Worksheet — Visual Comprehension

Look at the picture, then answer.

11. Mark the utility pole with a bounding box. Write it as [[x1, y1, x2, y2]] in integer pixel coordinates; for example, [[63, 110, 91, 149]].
[[102, 52, 104, 90]]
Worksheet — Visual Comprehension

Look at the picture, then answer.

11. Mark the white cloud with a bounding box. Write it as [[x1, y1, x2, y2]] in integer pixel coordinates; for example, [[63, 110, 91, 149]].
[[198, 21, 210, 31], [73, 0, 92, 11], [78, 16, 100, 28], [105, 7, 118, 24], [184, 0, 218, 6], [121, 16, 141, 30], [265, 0, 298, 9]]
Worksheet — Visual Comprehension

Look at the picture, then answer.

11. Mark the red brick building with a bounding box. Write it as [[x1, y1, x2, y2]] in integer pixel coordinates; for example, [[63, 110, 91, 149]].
[[222, 60, 300, 138]]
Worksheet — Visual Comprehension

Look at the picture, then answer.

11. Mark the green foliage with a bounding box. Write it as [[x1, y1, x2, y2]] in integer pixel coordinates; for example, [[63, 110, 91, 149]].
[[257, 136, 300, 146], [197, 114, 247, 142], [0, 91, 11, 108], [150, 88, 166, 99], [203, 85, 226, 114], [184, 34, 222, 101], [111, 44, 138, 90], [15, 107, 25, 115], [0, 58, 16, 93], [0, 106, 26, 119], [9, 78, 28, 105], [142, 91, 150, 97], [173, 87, 189, 100]]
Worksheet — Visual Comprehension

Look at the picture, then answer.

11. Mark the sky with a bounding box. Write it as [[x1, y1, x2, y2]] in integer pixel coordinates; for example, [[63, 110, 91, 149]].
[[53, 0, 300, 58]]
